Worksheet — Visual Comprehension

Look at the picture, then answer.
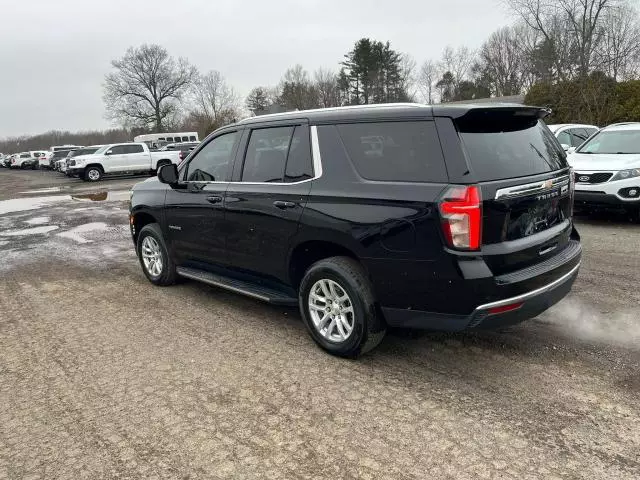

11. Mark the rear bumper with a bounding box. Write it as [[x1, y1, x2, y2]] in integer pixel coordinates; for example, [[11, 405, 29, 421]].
[[382, 263, 580, 330]]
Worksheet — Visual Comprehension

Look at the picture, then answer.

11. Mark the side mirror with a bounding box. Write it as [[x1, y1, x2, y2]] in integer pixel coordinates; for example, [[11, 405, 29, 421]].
[[560, 143, 570, 151], [567, 147, 576, 154], [158, 163, 179, 185], [105, 150, 113, 155]]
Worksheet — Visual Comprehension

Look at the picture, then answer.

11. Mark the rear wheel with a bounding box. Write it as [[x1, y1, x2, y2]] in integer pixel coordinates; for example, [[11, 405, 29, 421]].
[[299, 256, 386, 357], [84, 166, 102, 182]]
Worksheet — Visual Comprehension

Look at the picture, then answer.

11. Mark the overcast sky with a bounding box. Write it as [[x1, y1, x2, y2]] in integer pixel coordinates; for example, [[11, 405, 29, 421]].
[[0, 0, 512, 137]]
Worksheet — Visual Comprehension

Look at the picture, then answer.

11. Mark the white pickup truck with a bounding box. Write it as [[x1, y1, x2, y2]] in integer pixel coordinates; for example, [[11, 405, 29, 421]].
[[66, 142, 181, 182]]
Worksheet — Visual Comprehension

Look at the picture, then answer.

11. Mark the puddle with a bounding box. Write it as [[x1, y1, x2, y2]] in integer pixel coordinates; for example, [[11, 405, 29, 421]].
[[71, 191, 130, 202], [1, 225, 59, 236]]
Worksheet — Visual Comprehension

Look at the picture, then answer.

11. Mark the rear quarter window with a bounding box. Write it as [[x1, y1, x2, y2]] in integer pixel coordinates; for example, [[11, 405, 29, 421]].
[[335, 121, 448, 182]]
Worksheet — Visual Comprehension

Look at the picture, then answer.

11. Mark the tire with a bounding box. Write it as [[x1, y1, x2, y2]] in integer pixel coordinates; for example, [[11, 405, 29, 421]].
[[84, 166, 102, 182], [299, 256, 386, 357], [136, 223, 177, 286]]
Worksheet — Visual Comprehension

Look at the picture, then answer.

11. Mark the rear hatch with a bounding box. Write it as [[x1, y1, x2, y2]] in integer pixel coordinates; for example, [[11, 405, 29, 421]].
[[455, 108, 574, 276]]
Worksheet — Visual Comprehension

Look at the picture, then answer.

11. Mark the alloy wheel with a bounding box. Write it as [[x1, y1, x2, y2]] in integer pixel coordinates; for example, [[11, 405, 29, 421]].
[[308, 279, 355, 343]]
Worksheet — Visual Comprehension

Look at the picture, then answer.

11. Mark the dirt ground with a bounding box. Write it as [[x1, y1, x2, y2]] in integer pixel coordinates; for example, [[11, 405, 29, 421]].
[[0, 168, 639, 479]]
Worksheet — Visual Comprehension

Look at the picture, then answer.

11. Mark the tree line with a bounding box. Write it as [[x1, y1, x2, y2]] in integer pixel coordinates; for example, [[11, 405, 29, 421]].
[[3, 0, 640, 152]]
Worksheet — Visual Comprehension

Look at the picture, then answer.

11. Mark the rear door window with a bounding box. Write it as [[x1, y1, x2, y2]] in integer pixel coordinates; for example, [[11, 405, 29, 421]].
[[125, 144, 144, 154], [335, 121, 448, 182], [458, 115, 567, 182], [242, 126, 294, 183]]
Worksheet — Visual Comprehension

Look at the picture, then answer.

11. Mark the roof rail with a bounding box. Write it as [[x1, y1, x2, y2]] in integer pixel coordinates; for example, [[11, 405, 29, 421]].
[[238, 103, 425, 124]]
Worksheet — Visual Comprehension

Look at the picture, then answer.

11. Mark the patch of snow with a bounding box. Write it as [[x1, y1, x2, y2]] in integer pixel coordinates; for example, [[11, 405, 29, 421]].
[[57, 222, 109, 244], [0, 195, 72, 215], [1, 225, 59, 236], [19, 187, 64, 194], [24, 216, 51, 225]]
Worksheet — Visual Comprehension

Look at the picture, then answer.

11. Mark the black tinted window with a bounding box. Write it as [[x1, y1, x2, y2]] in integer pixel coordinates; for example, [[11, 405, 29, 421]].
[[336, 121, 447, 182], [189, 136, 197, 141], [242, 127, 293, 182], [186, 131, 240, 182], [125, 144, 144, 153], [458, 115, 567, 181], [285, 126, 313, 182], [109, 145, 127, 154]]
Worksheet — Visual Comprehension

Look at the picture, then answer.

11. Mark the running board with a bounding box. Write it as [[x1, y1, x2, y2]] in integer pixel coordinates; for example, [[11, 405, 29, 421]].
[[176, 266, 298, 306]]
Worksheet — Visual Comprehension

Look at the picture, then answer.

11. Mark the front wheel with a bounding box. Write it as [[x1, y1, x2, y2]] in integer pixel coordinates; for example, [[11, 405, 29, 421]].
[[299, 256, 386, 357], [84, 166, 102, 182], [136, 223, 177, 286]]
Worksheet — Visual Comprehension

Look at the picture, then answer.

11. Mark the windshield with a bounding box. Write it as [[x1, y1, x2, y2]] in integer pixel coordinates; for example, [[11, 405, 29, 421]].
[[93, 145, 110, 155], [70, 148, 98, 157], [577, 129, 640, 154]]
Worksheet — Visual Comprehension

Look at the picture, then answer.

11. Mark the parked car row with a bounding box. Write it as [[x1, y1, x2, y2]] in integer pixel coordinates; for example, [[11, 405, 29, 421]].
[[1, 141, 190, 182]]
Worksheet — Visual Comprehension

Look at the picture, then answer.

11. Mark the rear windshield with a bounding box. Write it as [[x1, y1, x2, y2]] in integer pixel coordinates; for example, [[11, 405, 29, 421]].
[[336, 121, 448, 182], [458, 114, 567, 182]]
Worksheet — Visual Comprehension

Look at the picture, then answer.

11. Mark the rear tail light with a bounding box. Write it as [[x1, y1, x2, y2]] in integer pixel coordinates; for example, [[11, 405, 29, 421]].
[[439, 185, 482, 251], [179, 151, 185, 160]]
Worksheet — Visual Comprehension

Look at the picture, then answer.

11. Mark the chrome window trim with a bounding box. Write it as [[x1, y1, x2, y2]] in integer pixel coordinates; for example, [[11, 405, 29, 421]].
[[495, 175, 570, 200], [182, 125, 323, 187]]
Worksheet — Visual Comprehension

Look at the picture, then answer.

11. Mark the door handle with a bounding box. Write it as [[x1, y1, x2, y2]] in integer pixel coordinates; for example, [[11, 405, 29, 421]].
[[206, 195, 223, 204], [273, 201, 296, 209]]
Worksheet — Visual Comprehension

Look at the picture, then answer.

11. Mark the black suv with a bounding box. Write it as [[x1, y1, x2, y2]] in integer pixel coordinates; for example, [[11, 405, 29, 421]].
[[130, 104, 581, 357]]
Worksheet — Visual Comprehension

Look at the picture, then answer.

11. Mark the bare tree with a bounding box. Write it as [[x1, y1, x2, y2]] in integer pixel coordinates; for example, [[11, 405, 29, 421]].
[[277, 65, 319, 110], [439, 46, 476, 89], [417, 60, 440, 104], [399, 54, 417, 101], [505, 0, 621, 79], [103, 44, 197, 131], [478, 24, 533, 96], [190, 70, 240, 129], [597, 2, 640, 80], [314, 68, 341, 107], [245, 87, 273, 114]]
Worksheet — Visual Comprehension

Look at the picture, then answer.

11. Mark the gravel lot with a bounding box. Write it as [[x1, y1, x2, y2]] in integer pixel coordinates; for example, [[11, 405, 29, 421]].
[[0, 169, 639, 479]]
